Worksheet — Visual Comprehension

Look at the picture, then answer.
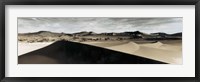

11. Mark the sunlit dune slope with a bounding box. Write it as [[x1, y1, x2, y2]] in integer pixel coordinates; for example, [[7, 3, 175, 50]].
[[81, 41, 182, 64]]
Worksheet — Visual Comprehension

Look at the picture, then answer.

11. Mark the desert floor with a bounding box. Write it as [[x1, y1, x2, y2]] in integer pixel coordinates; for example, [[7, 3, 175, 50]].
[[18, 40, 182, 64]]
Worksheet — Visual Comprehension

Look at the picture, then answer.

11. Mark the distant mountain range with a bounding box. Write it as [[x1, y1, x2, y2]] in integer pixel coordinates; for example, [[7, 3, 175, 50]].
[[18, 31, 182, 42]]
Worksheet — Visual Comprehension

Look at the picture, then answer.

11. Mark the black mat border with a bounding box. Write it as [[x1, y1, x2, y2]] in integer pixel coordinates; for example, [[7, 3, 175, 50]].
[[0, 0, 199, 82]]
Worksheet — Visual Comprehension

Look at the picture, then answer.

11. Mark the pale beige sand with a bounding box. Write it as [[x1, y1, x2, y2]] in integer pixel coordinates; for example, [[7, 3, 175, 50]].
[[18, 42, 53, 56], [134, 46, 182, 64], [81, 41, 182, 64], [140, 42, 182, 51], [105, 42, 140, 54]]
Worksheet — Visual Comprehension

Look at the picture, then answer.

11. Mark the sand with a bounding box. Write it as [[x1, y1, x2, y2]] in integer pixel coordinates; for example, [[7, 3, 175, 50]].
[[18, 40, 166, 64], [81, 40, 182, 64], [18, 42, 53, 56], [18, 40, 182, 64]]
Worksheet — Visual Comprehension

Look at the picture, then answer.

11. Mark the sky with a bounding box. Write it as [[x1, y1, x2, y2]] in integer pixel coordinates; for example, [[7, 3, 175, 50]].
[[18, 17, 182, 34]]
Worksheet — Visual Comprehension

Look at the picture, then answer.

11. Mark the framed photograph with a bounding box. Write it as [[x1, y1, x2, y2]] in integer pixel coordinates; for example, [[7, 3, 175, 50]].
[[0, 0, 199, 82]]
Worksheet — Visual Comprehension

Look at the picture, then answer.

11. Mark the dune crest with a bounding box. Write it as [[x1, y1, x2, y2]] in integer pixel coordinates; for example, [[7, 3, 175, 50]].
[[140, 41, 163, 48]]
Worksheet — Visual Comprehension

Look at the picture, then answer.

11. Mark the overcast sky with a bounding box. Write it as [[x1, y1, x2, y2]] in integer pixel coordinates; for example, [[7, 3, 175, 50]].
[[18, 17, 182, 34]]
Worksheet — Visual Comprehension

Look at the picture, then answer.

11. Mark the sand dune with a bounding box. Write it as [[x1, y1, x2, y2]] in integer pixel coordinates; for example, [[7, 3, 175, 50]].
[[18, 40, 166, 64], [18, 40, 181, 64], [139, 42, 163, 48], [134, 46, 181, 64], [79, 41, 182, 64], [105, 42, 140, 54], [140, 42, 182, 51], [18, 42, 53, 56]]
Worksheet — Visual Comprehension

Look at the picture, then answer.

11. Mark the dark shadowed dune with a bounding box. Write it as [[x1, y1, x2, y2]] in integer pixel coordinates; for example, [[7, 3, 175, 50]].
[[18, 40, 167, 64]]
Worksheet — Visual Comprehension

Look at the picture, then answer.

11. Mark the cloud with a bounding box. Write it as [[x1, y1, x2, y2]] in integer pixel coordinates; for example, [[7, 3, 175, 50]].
[[18, 17, 182, 34]]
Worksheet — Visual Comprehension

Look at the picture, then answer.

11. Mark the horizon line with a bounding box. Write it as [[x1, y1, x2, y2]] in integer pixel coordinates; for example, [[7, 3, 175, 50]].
[[18, 30, 182, 34]]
